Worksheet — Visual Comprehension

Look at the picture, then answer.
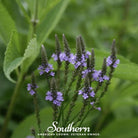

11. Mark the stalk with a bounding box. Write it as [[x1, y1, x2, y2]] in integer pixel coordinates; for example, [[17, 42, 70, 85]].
[[0, 74, 23, 138]]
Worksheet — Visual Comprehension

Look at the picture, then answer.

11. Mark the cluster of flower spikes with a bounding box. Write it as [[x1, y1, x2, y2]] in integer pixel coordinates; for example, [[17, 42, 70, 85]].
[[78, 39, 120, 111], [52, 35, 91, 69], [45, 78, 64, 106], [38, 45, 55, 77]]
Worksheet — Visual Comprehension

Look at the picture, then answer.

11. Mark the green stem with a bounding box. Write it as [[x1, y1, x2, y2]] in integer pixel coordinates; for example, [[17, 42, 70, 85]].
[[33, 93, 41, 138], [0, 74, 23, 138], [79, 107, 92, 126], [32, 0, 38, 36]]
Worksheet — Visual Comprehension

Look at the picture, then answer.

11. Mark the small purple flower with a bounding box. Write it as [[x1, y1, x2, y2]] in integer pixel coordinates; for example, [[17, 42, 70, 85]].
[[90, 102, 101, 111], [27, 83, 32, 91], [106, 56, 120, 68], [82, 69, 92, 78], [90, 101, 95, 105], [45, 91, 64, 106], [95, 107, 101, 111], [45, 91, 53, 101], [78, 90, 83, 95], [50, 72, 55, 76], [85, 51, 91, 58], [103, 75, 109, 80], [92, 70, 101, 81], [53, 100, 61, 106], [106, 56, 112, 66], [78, 87, 95, 100], [83, 93, 89, 99], [92, 70, 109, 82], [59, 52, 67, 61], [74, 54, 87, 69], [99, 77, 104, 82], [52, 52, 69, 62], [52, 53, 58, 61], [90, 91, 95, 97], [74, 61, 81, 69], [38, 64, 55, 77], [29, 90, 35, 95], [69, 53, 76, 64], [27, 83, 38, 96], [113, 59, 120, 68]]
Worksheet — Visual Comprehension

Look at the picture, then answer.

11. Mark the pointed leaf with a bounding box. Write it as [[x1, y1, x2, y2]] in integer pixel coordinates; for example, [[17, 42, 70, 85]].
[[4, 32, 39, 83], [3, 31, 23, 83], [0, 3, 16, 44], [36, 0, 69, 44], [21, 37, 39, 73]]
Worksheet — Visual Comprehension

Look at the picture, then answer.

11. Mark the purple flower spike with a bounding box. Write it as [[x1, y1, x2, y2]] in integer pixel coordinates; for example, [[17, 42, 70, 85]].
[[106, 56, 120, 68], [92, 70, 110, 82], [38, 64, 55, 77], [27, 83, 38, 96], [78, 87, 95, 100], [45, 91, 64, 106]]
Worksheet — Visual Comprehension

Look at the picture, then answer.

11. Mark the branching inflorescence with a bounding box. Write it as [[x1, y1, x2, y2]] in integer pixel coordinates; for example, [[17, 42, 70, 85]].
[[27, 34, 120, 134]]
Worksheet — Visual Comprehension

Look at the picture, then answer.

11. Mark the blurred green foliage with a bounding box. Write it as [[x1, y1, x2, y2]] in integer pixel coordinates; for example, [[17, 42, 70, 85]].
[[0, 0, 138, 138]]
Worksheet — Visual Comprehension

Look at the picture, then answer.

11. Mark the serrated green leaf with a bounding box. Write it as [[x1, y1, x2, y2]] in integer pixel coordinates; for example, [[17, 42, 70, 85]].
[[36, 0, 69, 44], [100, 118, 138, 138], [21, 38, 39, 73], [0, 3, 16, 44], [3, 31, 23, 83], [4, 32, 39, 83]]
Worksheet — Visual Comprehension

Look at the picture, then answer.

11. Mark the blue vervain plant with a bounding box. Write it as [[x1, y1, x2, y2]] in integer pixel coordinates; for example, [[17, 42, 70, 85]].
[[27, 35, 120, 137]]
